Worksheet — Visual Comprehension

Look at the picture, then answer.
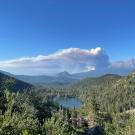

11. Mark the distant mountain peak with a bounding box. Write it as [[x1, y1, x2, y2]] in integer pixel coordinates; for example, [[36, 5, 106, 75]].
[[56, 71, 72, 78]]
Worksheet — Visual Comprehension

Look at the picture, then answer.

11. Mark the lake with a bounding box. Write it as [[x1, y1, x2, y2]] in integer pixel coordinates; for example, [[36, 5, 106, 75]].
[[53, 96, 82, 109]]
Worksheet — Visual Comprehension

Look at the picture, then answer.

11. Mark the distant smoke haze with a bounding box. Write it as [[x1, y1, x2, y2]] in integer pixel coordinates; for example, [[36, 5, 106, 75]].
[[0, 47, 134, 75]]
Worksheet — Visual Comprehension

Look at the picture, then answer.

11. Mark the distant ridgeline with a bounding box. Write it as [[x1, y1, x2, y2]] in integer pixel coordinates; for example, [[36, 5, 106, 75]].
[[0, 72, 32, 92], [0, 70, 135, 135]]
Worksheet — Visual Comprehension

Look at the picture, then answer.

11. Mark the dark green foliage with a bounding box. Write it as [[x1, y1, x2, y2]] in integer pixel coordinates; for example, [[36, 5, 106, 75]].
[[0, 90, 39, 135], [0, 72, 135, 135], [0, 72, 32, 92], [44, 117, 77, 135]]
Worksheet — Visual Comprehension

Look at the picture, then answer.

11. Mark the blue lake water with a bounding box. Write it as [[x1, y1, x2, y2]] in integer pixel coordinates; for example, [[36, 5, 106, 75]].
[[53, 96, 82, 109]]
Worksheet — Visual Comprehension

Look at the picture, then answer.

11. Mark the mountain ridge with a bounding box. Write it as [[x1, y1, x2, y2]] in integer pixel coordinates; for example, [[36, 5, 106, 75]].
[[0, 72, 32, 92], [0, 70, 132, 86]]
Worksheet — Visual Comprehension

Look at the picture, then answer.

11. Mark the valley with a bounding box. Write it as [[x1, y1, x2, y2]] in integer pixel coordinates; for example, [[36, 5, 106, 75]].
[[0, 70, 135, 135]]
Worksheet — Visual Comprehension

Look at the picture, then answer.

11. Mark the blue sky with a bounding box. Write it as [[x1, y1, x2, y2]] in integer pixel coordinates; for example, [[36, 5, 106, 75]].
[[0, 0, 135, 75]]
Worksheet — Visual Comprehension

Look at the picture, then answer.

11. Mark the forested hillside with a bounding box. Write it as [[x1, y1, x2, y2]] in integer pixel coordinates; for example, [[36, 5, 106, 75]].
[[74, 72, 135, 135], [71, 74, 122, 91], [0, 72, 32, 92], [0, 72, 135, 135]]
